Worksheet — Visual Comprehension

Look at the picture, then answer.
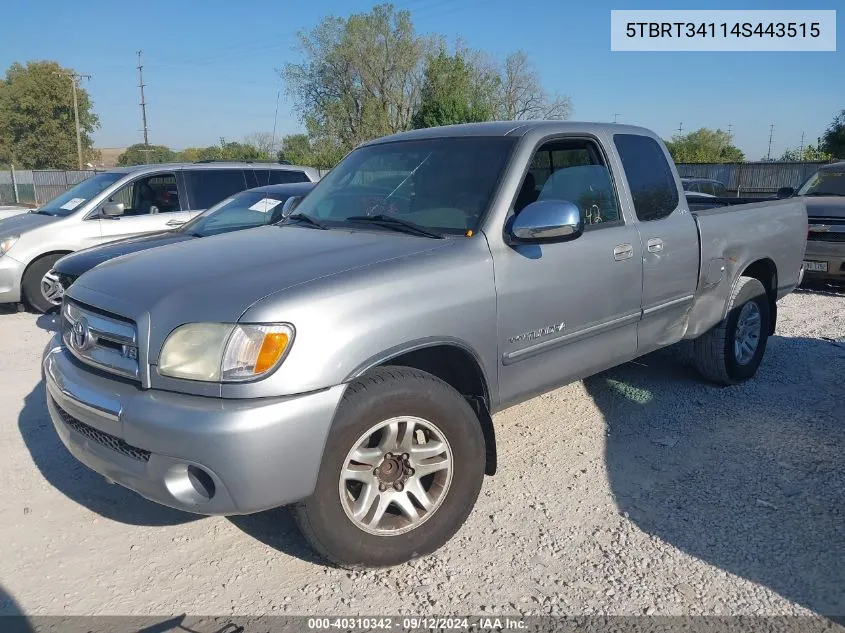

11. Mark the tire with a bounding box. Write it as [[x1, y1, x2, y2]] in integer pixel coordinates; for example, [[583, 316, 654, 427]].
[[293, 367, 486, 568], [22, 253, 66, 314], [693, 276, 771, 385]]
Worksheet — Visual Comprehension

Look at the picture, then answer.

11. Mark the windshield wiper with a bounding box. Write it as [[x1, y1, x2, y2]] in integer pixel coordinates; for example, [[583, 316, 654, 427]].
[[280, 212, 329, 230], [346, 214, 445, 239]]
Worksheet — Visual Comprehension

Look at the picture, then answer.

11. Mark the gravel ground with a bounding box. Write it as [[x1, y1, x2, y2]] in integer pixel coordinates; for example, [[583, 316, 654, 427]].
[[0, 289, 843, 618]]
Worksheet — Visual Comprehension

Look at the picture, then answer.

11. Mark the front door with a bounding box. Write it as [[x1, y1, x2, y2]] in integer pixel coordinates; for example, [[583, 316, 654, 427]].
[[97, 172, 192, 243], [494, 137, 644, 407], [612, 134, 700, 353]]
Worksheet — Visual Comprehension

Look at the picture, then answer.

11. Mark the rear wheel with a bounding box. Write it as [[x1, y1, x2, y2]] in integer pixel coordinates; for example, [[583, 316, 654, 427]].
[[293, 367, 486, 568], [693, 276, 771, 385], [22, 254, 66, 313]]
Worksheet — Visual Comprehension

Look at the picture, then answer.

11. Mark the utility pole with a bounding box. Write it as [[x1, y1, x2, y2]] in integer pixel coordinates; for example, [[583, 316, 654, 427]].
[[727, 124, 733, 140], [54, 71, 91, 169], [767, 124, 774, 161], [799, 131, 805, 159], [677, 122, 684, 136], [136, 50, 151, 157], [613, 113, 620, 123]]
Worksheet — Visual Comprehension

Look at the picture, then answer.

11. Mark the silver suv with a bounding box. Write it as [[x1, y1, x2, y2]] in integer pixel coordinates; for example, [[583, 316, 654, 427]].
[[0, 161, 319, 312]]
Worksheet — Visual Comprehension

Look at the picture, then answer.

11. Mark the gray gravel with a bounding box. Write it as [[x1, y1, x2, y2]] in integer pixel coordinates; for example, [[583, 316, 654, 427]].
[[0, 289, 842, 616]]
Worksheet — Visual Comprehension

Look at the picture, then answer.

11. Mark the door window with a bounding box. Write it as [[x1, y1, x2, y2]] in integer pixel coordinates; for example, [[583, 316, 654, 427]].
[[184, 169, 250, 209], [613, 134, 679, 222], [514, 139, 621, 228], [107, 173, 181, 216]]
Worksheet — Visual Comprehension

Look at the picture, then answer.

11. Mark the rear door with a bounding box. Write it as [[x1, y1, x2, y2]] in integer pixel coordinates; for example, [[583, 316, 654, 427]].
[[183, 169, 251, 216], [612, 133, 700, 353]]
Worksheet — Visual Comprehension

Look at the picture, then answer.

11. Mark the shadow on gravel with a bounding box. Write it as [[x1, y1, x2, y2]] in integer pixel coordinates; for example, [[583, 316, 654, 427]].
[[228, 509, 327, 566], [585, 335, 845, 616], [17, 376, 199, 527], [35, 312, 60, 333]]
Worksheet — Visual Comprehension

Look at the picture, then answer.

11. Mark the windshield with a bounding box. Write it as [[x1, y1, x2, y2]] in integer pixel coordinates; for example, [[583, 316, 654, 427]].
[[180, 190, 296, 237], [291, 137, 516, 234], [797, 169, 845, 197], [37, 172, 125, 217]]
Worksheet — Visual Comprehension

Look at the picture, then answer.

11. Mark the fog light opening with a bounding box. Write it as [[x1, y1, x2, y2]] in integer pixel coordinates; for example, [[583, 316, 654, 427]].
[[187, 465, 216, 500]]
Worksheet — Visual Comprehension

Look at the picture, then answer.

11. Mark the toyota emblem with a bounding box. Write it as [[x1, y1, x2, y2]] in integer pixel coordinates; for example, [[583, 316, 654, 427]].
[[72, 318, 92, 350]]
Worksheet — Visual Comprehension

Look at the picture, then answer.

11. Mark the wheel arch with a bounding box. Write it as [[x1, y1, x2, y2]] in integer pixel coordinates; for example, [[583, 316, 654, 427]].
[[735, 258, 778, 335], [347, 338, 498, 476]]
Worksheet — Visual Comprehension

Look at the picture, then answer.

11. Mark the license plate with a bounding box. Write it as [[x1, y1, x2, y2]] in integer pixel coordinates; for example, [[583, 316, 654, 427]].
[[804, 260, 828, 272]]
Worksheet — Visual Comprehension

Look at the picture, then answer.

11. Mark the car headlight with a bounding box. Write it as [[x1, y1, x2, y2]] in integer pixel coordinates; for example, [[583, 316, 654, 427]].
[[158, 322, 294, 382], [0, 235, 20, 257]]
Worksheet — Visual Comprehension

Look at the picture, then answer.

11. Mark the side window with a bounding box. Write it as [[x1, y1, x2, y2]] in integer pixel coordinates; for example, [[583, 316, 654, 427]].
[[266, 169, 310, 185], [185, 169, 249, 209], [514, 139, 621, 228], [700, 182, 715, 196], [107, 173, 181, 216], [613, 134, 679, 222], [713, 182, 727, 197]]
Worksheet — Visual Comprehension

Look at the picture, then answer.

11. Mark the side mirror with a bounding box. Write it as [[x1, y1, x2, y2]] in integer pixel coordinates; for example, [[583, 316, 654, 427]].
[[100, 202, 125, 218], [776, 187, 795, 199], [507, 200, 583, 244], [280, 195, 302, 218]]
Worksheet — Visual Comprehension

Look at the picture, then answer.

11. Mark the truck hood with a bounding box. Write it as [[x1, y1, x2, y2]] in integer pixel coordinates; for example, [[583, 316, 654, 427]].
[[55, 231, 194, 278], [0, 211, 59, 235], [804, 196, 845, 219], [68, 224, 452, 340]]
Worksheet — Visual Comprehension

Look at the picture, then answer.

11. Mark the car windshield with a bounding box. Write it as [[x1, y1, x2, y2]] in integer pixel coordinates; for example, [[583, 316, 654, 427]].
[[180, 190, 296, 237], [291, 137, 516, 234], [797, 169, 845, 196], [36, 172, 125, 217]]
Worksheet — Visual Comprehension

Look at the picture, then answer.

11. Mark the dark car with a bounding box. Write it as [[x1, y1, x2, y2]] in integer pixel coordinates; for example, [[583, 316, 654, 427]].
[[54, 182, 315, 291], [680, 177, 729, 197]]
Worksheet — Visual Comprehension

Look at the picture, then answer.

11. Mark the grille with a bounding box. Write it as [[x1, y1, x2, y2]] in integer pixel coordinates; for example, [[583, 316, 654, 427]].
[[53, 399, 150, 462], [62, 299, 140, 381]]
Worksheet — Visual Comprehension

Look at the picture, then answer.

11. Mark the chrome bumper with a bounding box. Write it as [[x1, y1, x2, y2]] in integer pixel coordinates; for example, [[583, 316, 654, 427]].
[[43, 342, 345, 515]]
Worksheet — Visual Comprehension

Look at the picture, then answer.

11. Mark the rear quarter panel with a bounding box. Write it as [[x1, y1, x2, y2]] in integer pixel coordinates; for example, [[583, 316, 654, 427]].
[[684, 198, 807, 339]]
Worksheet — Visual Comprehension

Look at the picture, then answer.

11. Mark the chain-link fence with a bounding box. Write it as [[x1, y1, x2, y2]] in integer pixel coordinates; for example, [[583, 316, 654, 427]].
[[0, 168, 102, 206]]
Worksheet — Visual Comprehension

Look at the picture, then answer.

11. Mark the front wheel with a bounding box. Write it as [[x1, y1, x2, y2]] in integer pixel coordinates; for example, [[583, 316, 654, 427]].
[[693, 276, 771, 385], [293, 367, 486, 568], [22, 254, 66, 313]]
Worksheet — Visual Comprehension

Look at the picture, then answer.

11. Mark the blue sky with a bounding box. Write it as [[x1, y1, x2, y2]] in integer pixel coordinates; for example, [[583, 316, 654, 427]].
[[2, 0, 841, 159]]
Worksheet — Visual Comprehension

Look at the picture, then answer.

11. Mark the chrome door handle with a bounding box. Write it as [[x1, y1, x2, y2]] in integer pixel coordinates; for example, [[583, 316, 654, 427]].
[[166, 219, 186, 227], [647, 238, 664, 253], [613, 243, 633, 261]]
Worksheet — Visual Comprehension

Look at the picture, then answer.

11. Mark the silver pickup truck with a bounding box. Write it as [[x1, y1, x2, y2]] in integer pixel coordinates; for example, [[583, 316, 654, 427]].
[[42, 122, 807, 568]]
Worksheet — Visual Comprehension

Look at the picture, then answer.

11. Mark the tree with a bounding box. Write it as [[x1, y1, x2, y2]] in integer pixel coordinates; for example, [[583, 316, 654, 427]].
[[278, 132, 345, 168], [174, 139, 273, 162], [665, 128, 744, 163], [779, 143, 831, 161], [0, 61, 100, 169], [283, 3, 431, 155], [492, 51, 571, 120], [411, 48, 495, 129], [820, 110, 845, 158], [243, 131, 279, 156], [117, 144, 176, 165]]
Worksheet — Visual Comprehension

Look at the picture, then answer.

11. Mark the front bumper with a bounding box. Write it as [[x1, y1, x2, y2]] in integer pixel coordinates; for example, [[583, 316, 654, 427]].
[[0, 254, 24, 303], [43, 342, 345, 515], [803, 241, 845, 281]]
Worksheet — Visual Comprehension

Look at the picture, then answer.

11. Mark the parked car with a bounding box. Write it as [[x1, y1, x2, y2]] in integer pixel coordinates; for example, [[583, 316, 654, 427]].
[[0, 161, 319, 312], [776, 161, 845, 282], [53, 182, 316, 293], [43, 122, 807, 568], [681, 177, 729, 197]]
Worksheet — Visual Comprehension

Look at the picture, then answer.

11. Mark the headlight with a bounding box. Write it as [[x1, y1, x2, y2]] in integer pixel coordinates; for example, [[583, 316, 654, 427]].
[[0, 235, 20, 256], [158, 322, 294, 382]]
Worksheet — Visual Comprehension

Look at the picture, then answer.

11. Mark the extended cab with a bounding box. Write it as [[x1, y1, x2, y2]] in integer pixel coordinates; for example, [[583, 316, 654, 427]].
[[42, 122, 807, 568]]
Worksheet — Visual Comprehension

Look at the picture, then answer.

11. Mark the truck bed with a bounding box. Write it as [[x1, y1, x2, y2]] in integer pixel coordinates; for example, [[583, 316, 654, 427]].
[[684, 198, 808, 339]]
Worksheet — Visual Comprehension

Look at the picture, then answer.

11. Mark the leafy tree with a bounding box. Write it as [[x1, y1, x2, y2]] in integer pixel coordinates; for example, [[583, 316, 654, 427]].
[[117, 144, 176, 165], [278, 132, 345, 168], [779, 143, 831, 162], [411, 49, 495, 129], [0, 60, 99, 169], [665, 128, 744, 163], [243, 131, 279, 156], [175, 139, 272, 162], [820, 110, 845, 158]]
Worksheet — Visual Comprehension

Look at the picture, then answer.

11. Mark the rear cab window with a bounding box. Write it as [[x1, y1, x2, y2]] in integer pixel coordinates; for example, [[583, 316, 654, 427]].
[[613, 134, 680, 222]]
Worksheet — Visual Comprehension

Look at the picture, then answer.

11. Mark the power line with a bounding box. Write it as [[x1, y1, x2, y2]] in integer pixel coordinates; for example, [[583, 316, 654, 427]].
[[53, 70, 92, 169], [137, 50, 150, 155]]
